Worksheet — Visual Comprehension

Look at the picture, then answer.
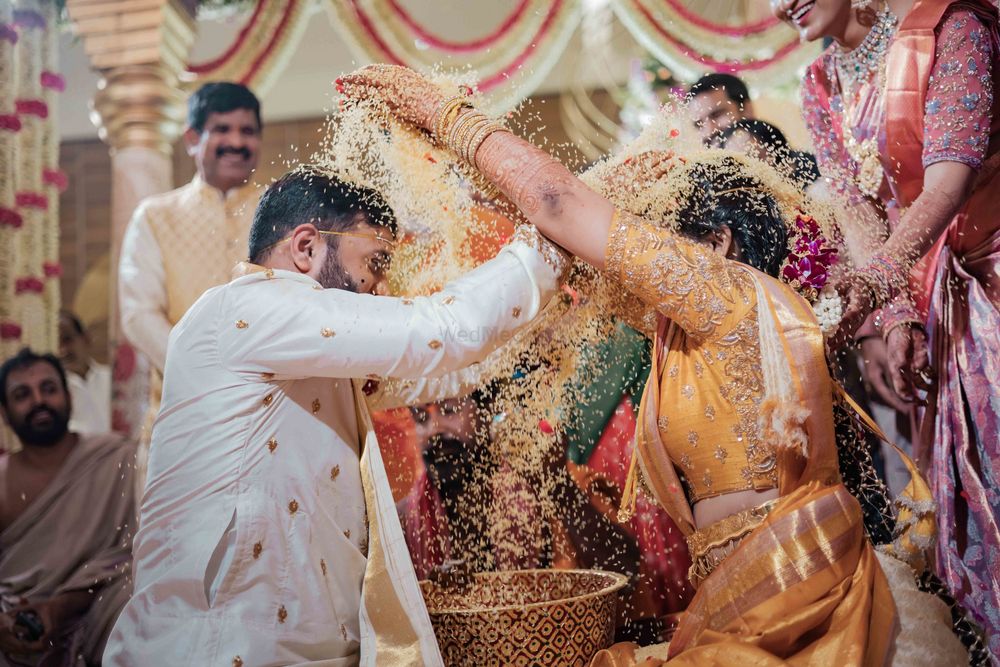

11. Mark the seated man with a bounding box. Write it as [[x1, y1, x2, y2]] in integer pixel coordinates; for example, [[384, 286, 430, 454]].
[[58, 311, 112, 436], [0, 348, 136, 665], [398, 389, 640, 589]]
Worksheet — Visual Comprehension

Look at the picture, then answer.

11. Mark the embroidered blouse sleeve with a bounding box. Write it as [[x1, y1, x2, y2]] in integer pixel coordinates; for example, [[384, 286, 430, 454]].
[[603, 211, 753, 341], [922, 8, 995, 169], [801, 59, 868, 207]]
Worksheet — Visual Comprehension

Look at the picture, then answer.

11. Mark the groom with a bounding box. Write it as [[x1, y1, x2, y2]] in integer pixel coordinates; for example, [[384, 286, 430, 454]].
[[104, 167, 566, 667]]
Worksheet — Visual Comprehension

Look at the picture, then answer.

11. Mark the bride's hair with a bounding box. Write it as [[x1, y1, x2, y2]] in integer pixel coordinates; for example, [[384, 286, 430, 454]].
[[674, 159, 789, 277]]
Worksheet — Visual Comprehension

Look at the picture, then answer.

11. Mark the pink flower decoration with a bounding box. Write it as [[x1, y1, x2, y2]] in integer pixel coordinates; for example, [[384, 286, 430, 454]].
[[539, 419, 554, 434], [15, 276, 44, 294], [0, 206, 23, 228], [0, 322, 22, 340], [15, 99, 48, 118], [781, 213, 839, 297], [42, 168, 68, 191], [0, 114, 21, 132], [43, 262, 62, 277], [40, 71, 65, 92], [15, 191, 47, 209]]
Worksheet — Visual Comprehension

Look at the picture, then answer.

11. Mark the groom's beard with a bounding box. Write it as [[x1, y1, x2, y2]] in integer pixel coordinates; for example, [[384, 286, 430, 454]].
[[317, 249, 361, 293]]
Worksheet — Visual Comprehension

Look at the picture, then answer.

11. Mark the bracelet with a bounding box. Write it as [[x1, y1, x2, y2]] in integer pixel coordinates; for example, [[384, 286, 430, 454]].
[[432, 96, 472, 143], [879, 295, 924, 340], [855, 253, 907, 310]]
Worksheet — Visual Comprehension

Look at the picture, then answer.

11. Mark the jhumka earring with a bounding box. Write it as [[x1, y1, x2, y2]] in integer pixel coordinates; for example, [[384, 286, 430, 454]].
[[851, 0, 873, 8]]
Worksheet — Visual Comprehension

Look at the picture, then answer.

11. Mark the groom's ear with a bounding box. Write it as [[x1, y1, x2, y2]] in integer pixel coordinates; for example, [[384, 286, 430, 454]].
[[288, 224, 321, 274]]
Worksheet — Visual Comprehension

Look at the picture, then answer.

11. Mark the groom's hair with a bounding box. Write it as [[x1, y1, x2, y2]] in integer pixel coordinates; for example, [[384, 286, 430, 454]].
[[248, 167, 397, 264]]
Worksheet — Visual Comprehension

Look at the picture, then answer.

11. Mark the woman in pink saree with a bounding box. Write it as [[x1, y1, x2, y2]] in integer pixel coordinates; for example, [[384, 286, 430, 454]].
[[775, 0, 1000, 656]]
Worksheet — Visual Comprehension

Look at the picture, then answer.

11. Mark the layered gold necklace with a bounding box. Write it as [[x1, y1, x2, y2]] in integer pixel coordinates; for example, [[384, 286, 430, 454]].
[[835, 9, 899, 198]]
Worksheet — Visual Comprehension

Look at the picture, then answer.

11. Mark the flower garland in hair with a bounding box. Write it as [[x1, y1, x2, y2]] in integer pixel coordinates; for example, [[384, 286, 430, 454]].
[[781, 213, 843, 334]]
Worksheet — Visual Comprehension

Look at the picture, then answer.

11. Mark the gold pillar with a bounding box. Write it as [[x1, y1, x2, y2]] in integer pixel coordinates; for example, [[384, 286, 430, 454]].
[[64, 0, 196, 437]]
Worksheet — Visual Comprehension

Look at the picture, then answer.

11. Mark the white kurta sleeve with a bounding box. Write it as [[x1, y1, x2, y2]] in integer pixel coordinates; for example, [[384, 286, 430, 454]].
[[220, 236, 566, 381], [363, 361, 484, 411], [119, 206, 173, 372]]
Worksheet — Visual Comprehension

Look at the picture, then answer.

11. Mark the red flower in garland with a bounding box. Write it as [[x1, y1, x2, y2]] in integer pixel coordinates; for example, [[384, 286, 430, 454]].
[[0, 322, 22, 340], [0, 206, 23, 228], [15, 276, 45, 294]]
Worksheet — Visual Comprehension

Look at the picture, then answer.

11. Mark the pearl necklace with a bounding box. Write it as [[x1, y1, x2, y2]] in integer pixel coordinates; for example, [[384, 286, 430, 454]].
[[835, 10, 899, 93]]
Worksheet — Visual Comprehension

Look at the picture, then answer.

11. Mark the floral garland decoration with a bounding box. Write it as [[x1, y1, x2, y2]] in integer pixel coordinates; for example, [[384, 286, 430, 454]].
[[781, 213, 843, 333]]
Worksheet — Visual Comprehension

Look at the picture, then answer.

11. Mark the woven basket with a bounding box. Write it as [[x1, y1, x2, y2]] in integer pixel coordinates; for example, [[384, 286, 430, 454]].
[[421, 569, 627, 667]]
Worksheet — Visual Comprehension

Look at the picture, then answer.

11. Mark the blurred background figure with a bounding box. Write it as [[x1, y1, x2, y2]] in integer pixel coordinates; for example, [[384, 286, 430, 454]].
[[58, 311, 111, 436], [687, 73, 755, 146], [719, 118, 820, 188], [0, 349, 135, 666]]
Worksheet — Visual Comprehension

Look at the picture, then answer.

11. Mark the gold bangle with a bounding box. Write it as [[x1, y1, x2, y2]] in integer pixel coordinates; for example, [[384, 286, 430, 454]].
[[433, 96, 471, 142], [459, 118, 494, 163], [467, 122, 506, 165], [449, 113, 490, 160]]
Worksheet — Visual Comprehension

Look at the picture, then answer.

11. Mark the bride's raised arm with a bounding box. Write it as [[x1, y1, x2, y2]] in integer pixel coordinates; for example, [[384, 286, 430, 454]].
[[339, 65, 614, 269]]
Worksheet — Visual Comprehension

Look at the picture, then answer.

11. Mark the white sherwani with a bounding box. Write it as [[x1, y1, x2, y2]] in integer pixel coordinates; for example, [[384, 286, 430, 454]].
[[104, 234, 563, 667]]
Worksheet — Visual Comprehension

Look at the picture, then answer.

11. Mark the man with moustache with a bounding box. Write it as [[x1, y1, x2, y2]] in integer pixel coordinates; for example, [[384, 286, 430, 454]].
[[118, 82, 263, 490], [0, 349, 136, 666], [104, 167, 568, 667]]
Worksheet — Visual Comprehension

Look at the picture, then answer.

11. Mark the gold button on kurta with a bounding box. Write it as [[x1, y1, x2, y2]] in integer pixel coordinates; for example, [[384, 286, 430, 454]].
[[267, 438, 278, 453], [263, 394, 273, 407], [253, 542, 263, 559], [277, 606, 287, 623], [330, 465, 340, 481], [236, 320, 248, 329], [288, 500, 298, 515], [321, 328, 335, 338]]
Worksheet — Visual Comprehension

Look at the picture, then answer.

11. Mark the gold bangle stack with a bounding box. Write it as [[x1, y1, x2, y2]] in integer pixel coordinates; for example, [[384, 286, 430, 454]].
[[434, 100, 509, 200], [439, 108, 507, 166], [432, 96, 471, 143]]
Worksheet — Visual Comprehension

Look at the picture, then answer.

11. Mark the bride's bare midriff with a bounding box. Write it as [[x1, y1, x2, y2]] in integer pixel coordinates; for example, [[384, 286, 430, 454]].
[[692, 487, 781, 529]]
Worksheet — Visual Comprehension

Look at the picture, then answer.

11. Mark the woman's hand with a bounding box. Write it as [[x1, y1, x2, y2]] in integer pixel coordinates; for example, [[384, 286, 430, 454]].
[[828, 274, 875, 351], [886, 324, 933, 404], [337, 64, 448, 133]]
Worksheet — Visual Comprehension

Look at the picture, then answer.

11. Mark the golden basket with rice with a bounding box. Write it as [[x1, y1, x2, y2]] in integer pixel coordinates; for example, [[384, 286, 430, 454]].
[[420, 569, 628, 666]]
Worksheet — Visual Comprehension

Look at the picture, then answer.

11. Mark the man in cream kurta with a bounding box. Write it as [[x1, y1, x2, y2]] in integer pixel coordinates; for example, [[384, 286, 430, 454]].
[[118, 83, 263, 495], [104, 167, 566, 666]]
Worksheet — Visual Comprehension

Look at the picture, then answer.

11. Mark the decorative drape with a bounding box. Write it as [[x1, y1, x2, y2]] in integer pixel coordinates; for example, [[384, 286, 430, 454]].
[[183, 0, 312, 95], [609, 0, 822, 90], [1, 0, 62, 451], [324, 0, 583, 112]]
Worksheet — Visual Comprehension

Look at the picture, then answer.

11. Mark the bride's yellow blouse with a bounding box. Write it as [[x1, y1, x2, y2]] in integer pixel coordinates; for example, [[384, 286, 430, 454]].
[[605, 212, 779, 503]]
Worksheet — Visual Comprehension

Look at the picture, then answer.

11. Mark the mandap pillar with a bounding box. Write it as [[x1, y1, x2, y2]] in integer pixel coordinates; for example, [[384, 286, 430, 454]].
[[64, 0, 195, 438]]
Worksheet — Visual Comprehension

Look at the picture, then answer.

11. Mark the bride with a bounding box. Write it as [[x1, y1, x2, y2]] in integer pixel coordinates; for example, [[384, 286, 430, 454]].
[[338, 64, 970, 666]]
